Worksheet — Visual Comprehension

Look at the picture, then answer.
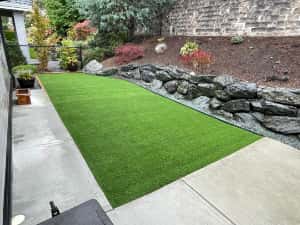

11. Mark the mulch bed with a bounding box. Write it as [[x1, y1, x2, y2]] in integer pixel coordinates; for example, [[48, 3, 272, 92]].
[[103, 36, 300, 88]]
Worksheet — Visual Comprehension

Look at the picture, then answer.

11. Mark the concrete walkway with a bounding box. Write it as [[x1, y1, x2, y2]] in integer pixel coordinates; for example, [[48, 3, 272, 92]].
[[108, 138, 300, 225], [12, 89, 112, 225]]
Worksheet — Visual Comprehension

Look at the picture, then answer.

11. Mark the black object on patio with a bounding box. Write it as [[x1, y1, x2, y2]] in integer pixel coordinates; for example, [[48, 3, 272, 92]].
[[37, 199, 113, 225]]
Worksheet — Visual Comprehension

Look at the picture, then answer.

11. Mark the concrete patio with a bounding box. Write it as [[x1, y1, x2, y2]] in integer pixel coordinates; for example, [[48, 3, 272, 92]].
[[12, 88, 300, 225]]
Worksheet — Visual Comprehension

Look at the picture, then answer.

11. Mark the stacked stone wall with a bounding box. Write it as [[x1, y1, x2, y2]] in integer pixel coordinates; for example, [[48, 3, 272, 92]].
[[162, 0, 300, 36]]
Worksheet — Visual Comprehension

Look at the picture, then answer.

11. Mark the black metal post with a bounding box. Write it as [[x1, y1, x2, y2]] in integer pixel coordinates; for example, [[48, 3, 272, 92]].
[[79, 45, 83, 69]]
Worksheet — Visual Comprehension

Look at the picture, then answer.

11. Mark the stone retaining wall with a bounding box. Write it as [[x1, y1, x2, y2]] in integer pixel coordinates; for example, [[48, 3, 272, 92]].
[[162, 0, 300, 36]]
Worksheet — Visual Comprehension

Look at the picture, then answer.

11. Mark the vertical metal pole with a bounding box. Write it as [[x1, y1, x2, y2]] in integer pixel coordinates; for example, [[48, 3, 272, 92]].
[[79, 45, 83, 69]]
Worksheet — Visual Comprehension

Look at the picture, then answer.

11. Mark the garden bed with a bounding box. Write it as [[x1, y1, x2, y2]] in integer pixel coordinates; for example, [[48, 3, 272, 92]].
[[103, 36, 300, 88]]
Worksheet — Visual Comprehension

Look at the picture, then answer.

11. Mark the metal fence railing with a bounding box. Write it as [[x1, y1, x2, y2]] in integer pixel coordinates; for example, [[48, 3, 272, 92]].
[[5, 44, 85, 71]]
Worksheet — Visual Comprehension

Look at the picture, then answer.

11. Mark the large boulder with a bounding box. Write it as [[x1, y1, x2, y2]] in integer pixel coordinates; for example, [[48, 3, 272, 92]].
[[198, 83, 217, 97], [83, 60, 103, 74], [164, 80, 178, 94], [120, 68, 140, 79], [120, 64, 139, 72], [177, 81, 189, 95], [192, 96, 210, 107], [251, 100, 298, 116], [213, 75, 239, 88], [185, 84, 202, 100], [225, 82, 257, 99], [258, 87, 300, 106], [223, 99, 250, 113], [167, 66, 187, 79], [215, 90, 231, 101], [98, 67, 118, 76], [262, 116, 300, 134], [155, 70, 172, 82], [140, 64, 158, 73], [152, 79, 163, 90], [189, 74, 216, 84], [141, 70, 155, 83], [209, 98, 223, 110]]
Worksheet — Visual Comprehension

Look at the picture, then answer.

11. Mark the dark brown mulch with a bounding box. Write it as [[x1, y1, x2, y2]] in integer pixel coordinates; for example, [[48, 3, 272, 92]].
[[102, 36, 300, 88]]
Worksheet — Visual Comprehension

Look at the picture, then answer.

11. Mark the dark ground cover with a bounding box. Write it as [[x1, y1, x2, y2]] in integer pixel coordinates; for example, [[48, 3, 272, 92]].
[[103, 36, 300, 88], [40, 73, 260, 207]]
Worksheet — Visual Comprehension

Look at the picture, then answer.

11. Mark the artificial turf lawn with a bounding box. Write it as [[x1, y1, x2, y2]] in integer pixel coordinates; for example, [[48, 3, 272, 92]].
[[40, 73, 261, 207]]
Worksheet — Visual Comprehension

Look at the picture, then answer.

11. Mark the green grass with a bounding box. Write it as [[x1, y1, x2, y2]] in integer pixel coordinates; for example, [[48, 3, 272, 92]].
[[39, 73, 261, 207]]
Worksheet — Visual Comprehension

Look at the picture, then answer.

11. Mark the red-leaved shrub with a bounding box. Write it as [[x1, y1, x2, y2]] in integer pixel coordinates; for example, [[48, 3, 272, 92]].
[[115, 44, 144, 65], [181, 50, 213, 72], [73, 20, 96, 40]]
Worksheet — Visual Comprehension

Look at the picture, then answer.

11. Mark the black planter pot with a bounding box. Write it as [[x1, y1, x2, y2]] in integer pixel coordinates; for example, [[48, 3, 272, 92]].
[[68, 63, 78, 72], [18, 78, 35, 89]]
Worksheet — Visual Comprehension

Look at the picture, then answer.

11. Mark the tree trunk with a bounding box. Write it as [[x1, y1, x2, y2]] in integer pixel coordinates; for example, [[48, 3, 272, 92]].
[[128, 17, 135, 41]]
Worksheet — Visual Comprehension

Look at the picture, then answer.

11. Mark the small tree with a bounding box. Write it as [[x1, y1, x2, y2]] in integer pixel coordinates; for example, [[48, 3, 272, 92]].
[[30, 2, 51, 71], [44, 0, 82, 37]]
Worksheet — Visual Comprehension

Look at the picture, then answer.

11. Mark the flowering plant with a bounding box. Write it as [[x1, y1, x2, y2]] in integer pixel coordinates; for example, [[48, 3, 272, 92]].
[[181, 49, 213, 72]]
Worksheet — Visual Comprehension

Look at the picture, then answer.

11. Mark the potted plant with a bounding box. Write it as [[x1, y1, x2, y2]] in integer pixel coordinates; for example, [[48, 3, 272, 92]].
[[12, 65, 37, 89], [66, 56, 79, 72], [17, 72, 36, 88], [58, 39, 79, 71]]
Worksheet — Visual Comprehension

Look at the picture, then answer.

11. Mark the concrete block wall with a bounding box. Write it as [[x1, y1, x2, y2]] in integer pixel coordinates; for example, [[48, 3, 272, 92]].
[[163, 0, 300, 36]]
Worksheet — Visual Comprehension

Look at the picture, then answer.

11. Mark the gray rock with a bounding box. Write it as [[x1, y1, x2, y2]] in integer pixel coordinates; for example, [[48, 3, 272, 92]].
[[185, 84, 202, 100], [213, 75, 239, 88], [189, 75, 216, 84], [164, 80, 178, 94], [132, 68, 141, 80], [155, 70, 172, 82], [120, 68, 140, 79], [120, 64, 139, 72], [140, 64, 158, 73], [234, 113, 256, 124], [225, 82, 257, 99], [151, 79, 163, 90], [168, 67, 184, 79], [215, 90, 231, 101], [262, 116, 300, 134], [98, 67, 118, 76], [174, 92, 185, 100], [209, 98, 223, 110], [192, 96, 210, 107], [83, 60, 103, 74], [197, 83, 217, 97], [177, 81, 189, 95], [251, 100, 298, 116], [214, 110, 234, 119], [141, 70, 155, 83], [223, 99, 250, 113], [258, 87, 300, 106], [251, 112, 265, 123]]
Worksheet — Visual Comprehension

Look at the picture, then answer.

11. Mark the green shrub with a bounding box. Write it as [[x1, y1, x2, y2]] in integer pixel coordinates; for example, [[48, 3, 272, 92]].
[[231, 36, 244, 45], [12, 64, 38, 75], [180, 41, 199, 56], [18, 72, 35, 80], [83, 47, 105, 65], [58, 39, 79, 70], [6, 41, 27, 68], [88, 32, 126, 57], [29, 48, 38, 59], [4, 30, 17, 41]]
